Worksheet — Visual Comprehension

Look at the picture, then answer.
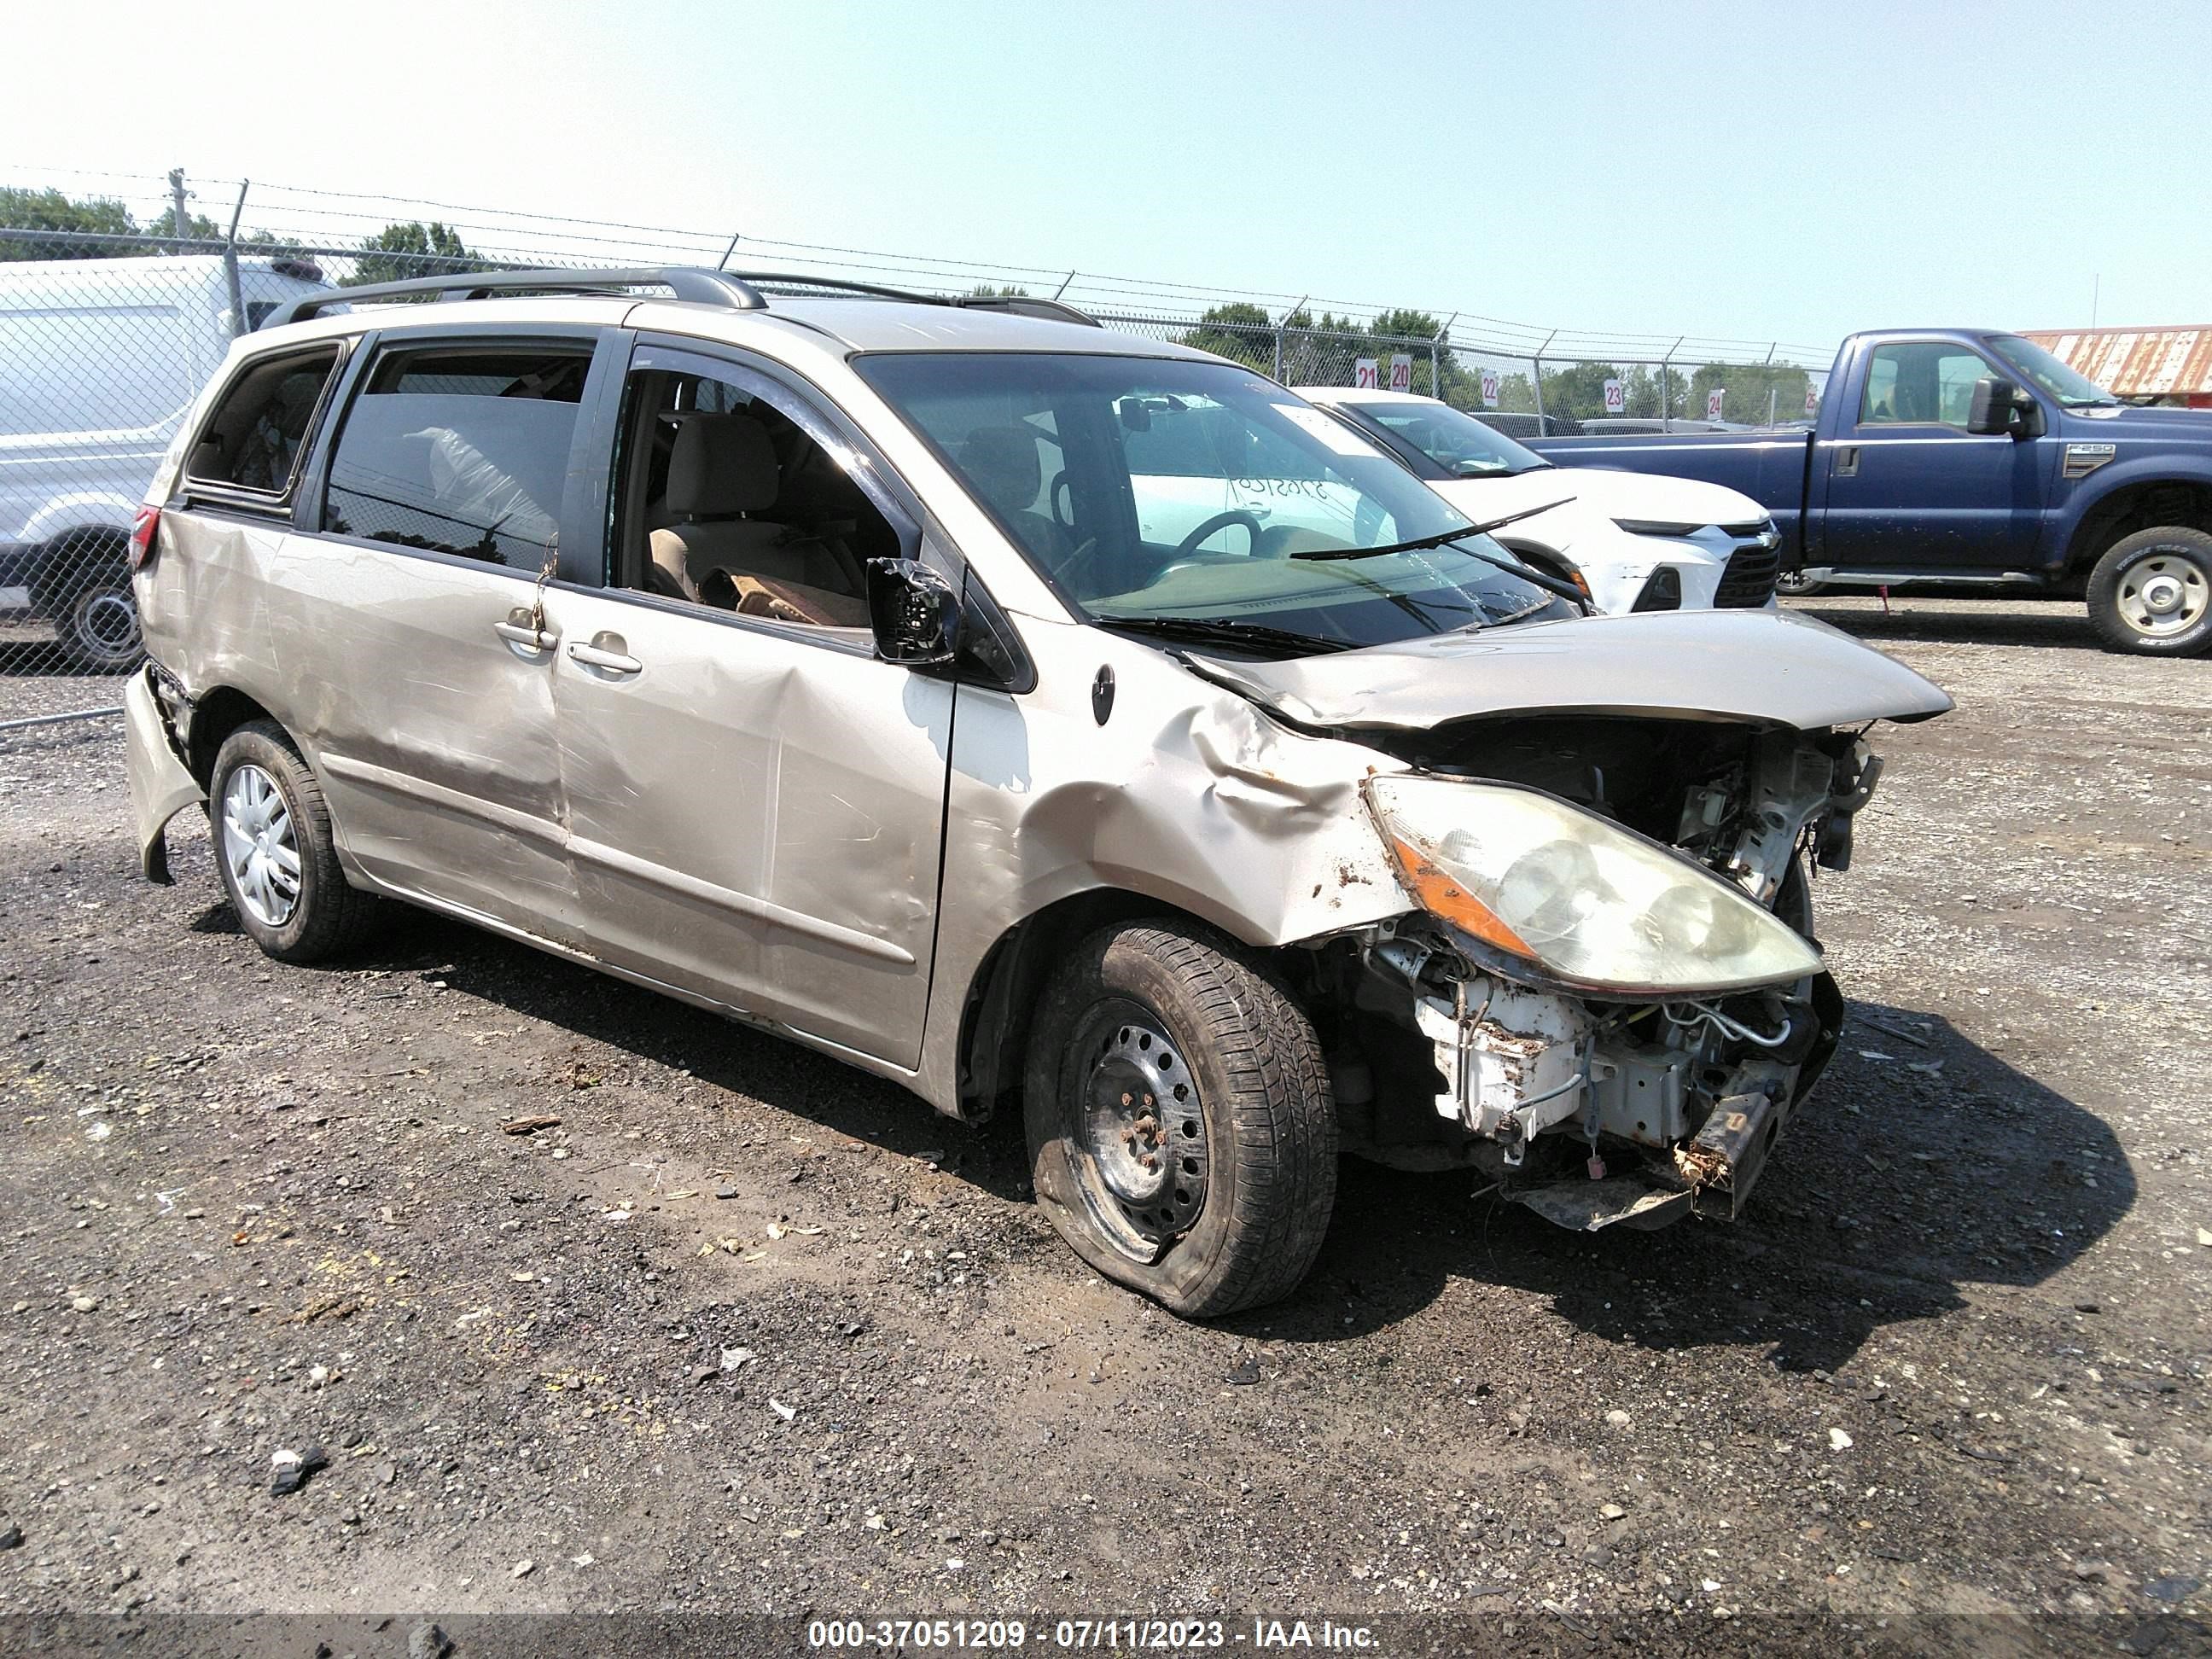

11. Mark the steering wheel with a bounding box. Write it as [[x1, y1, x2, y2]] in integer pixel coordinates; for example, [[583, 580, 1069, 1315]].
[[1051, 472, 1075, 533], [1172, 510, 1265, 561]]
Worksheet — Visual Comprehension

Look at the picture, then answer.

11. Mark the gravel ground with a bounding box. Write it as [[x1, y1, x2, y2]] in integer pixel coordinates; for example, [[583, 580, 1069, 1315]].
[[0, 596, 2205, 1654]]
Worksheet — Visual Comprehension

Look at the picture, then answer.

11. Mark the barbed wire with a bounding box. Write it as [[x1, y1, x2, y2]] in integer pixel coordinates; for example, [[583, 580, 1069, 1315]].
[[3, 164, 1837, 365]]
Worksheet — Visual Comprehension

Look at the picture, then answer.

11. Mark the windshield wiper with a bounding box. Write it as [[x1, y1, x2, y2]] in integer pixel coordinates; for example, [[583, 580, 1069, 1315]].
[[1288, 500, 1586, 604], [1091, 614, 1355, 656], [1289, 498, 1575, 562]]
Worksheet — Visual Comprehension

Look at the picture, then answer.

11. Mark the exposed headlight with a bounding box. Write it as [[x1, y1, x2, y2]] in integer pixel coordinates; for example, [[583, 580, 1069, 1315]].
[[1364, 776, 1823, 995], [1613, 518, 1708, 538]]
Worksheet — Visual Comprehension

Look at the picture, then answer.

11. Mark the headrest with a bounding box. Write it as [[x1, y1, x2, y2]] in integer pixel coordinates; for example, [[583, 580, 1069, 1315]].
[[667, 413, 778, 516], [960, 426, 1043, 516]]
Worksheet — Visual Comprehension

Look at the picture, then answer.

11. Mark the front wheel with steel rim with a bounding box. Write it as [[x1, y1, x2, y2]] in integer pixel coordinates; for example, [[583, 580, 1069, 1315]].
[[209, 720, 387, 963], [1023, 920, 1336, 1318], [1773, 568, 1830, 598], [2087, 526, 2212, 656]]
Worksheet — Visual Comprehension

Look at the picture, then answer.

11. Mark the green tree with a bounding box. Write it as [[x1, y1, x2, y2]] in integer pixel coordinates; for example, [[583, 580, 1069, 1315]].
[[965, 282, 1032, 299], [1682, 361, 1813, 427], [0, 186, 143, 259], [345, 220, 486, 287], [1533, 360, 1624, 421], [1179, 300, 1274, 373], [1365, 307, 1459, 401]]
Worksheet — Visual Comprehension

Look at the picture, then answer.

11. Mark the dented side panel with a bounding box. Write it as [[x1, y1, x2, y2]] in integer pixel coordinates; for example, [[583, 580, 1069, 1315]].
[[137, 511, 582, 941], [541, 586, 952, 1071], [265, 533, 581, 941], [914, 609, 1415, 1112]]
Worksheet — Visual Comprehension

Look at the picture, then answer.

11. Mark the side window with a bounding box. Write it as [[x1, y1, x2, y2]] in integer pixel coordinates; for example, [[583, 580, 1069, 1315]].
[[610, 359, 894, 631], [184, 346, 341, 496], [322, 345, 589, 566], [1859, 343, 1995, 428]]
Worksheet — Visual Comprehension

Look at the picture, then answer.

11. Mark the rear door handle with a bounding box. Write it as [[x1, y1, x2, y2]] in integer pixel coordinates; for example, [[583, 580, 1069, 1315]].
[[492, 619, 556, 650], [567, 638, 643, 676], [1833, 445, 1860, 478]]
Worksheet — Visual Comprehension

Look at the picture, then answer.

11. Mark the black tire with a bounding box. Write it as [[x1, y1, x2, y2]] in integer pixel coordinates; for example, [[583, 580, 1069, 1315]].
[[56, 575, 143, 672], [209, 721, 386, 963], [2086, 527, 2212, 656], [1773, 569, 1830, 598], [1023, 920, 1336, 1318]]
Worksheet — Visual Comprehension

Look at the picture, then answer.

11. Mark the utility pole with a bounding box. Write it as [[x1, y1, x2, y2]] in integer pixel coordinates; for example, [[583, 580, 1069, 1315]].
[[1274, 295, 1307, 385], [223, 180, 251, 337], [169, 167, 189, 244]]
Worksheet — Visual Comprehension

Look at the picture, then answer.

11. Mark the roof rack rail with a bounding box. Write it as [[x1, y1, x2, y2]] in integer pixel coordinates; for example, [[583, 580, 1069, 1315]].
[[951, 294, 1103, 327], [271, 263, 1103, 330], [730, 271, 1100, 327], [271, 266, 767, 329]]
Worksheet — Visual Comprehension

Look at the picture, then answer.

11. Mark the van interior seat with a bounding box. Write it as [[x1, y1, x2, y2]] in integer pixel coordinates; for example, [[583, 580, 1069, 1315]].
[[648, 413, 859, 602], [961, 424, 1076, 569]]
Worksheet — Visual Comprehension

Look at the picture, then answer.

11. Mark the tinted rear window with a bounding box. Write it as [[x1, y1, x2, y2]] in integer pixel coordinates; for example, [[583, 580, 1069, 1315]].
[[322, 346, 589, 566]]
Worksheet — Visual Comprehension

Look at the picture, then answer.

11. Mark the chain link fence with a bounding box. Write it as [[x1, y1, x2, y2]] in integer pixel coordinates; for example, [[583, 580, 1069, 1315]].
[[0, 171, 1836, 724]]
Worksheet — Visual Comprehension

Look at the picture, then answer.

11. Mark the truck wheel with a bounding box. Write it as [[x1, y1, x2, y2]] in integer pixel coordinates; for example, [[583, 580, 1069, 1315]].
[[1773, 569, 1829, 597], [58, 577, 143, 672], [210, 721, 386, 963], [2087, 527, 2212, 655], [1023, 920, 1336, 1318]]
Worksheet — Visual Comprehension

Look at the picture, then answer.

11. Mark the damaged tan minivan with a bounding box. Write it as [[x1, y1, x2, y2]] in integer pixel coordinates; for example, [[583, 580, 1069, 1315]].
[[124, 267, 1950, 1317]]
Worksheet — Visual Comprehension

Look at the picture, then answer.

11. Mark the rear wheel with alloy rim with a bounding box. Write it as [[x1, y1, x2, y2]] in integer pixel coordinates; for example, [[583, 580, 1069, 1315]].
[[2087, 527, 2212, 655], [210, 721, 387, 963], [1023, 920, 1336, 1317]]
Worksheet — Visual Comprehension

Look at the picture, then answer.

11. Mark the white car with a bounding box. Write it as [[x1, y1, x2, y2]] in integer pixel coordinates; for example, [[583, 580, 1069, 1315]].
[[1297, 387, 1781, 613], [0, 253, 329, 667]]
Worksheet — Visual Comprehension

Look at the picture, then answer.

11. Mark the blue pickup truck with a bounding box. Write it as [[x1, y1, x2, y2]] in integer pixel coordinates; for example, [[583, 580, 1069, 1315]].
[[1527, 328, 2212, 655]]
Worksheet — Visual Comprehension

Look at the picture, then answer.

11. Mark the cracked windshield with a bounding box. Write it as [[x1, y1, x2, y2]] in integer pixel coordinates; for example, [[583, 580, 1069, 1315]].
[[858, 352, 1572, 653]]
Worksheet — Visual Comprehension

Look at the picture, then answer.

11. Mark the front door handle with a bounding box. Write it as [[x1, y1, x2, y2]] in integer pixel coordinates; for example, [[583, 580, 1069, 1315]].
[[493, 619, 556, 651], [1834, 445, 1860, 479], [568, 636, 643, 676]]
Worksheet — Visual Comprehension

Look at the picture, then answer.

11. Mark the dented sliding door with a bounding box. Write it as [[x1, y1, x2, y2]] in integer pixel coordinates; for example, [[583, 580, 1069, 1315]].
[[542, 589, 952, 1069]]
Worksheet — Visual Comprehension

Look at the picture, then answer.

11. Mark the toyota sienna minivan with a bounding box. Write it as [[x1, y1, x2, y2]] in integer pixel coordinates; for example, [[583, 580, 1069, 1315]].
[[124, 267, 1950, 1317]]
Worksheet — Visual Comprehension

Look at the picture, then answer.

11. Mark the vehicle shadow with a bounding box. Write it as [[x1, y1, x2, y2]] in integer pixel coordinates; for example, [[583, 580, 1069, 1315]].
[[260, 905, 2130, 1370], [1245, 997, 2132, 1371], [1790, 599, 2103, 652], [336, 911, 1038, 1205]]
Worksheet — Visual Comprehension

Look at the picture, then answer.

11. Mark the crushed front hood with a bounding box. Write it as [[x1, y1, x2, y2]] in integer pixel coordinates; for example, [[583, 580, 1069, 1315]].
[[1185, 608, 1953, 733]]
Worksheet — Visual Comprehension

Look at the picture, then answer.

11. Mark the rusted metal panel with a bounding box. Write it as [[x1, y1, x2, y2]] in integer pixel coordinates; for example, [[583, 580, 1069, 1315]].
[[2021, 327, 2212, 397]]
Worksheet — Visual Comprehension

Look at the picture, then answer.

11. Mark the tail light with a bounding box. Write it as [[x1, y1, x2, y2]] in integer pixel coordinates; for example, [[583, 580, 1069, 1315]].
[[128, 505, 160, 570]]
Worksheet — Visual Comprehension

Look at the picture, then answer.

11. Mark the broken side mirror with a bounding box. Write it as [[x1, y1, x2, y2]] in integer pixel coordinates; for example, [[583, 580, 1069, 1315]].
[[1966, 375, 2032, 438], [867, 556, 959, 667]]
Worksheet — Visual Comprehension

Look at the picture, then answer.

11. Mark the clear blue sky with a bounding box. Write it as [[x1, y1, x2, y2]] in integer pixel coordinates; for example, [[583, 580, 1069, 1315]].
[[6, 0, 2209, 359]]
